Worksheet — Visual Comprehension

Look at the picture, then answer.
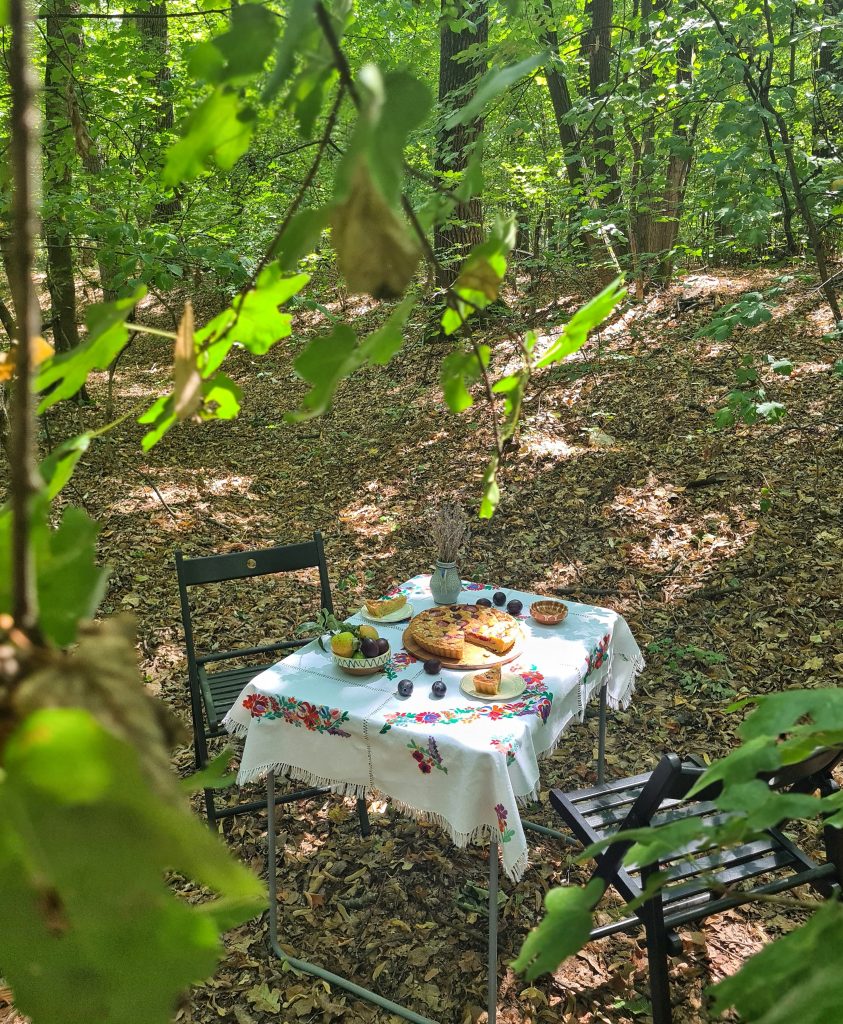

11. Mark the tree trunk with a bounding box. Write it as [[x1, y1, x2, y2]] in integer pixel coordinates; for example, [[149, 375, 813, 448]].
[[584, 0, 625, 257], [137, 1, 180, 220], [652, 11, 697, 281], [815, 0, 843, 159], [42, 1, 81, 354], [434, 0, 488, 285]]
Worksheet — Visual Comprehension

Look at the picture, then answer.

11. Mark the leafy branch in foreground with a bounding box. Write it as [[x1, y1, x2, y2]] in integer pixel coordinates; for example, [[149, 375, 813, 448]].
[[513, 687, 843, 1024]]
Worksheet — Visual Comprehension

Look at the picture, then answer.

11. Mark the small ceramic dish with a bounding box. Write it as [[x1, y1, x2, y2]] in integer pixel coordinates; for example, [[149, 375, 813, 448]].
[[529, 599, 569, 626], [334, 648, 391, 676]]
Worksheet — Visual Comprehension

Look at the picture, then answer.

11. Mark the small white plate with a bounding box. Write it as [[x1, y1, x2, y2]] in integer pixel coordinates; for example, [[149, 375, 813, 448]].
[[359, 602, 414, 624], [459, 672, 527, 703]]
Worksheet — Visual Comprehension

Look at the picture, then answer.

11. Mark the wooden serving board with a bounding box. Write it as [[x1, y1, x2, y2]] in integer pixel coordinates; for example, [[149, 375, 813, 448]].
[[402, 624, 525, 671]]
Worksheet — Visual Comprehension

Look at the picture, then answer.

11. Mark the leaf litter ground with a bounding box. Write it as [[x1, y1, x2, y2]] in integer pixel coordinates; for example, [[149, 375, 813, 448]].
[[3, 266, 842, 1024]]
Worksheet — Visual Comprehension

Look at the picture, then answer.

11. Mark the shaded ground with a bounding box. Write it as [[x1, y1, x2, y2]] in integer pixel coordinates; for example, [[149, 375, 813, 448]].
[[5, 264, 842, 1024]]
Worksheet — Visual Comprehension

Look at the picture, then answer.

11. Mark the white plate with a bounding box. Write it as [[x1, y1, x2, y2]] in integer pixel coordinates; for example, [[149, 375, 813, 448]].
[[459, 672, 527, 703], [359, 601, 414, 624]]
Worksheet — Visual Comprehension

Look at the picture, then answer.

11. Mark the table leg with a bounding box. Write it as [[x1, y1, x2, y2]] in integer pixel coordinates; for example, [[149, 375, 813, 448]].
[[265, 774, 440, 1024], [487, 835, 499, 1024], [597, 680, 608, 785]]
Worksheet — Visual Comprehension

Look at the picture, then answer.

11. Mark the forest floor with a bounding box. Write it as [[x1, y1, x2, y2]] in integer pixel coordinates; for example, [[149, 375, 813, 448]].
[[4, 262, 843, 1024]]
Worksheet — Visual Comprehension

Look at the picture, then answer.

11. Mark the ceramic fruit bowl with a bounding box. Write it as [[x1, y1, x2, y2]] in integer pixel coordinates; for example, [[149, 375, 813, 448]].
[[334, 648, 391, 676], [529, 599, 569, 626]]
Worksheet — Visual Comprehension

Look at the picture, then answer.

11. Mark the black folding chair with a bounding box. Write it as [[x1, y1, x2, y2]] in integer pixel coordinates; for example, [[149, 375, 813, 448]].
[[550, 748, 843, 1024], [175, 532, 369, 833]]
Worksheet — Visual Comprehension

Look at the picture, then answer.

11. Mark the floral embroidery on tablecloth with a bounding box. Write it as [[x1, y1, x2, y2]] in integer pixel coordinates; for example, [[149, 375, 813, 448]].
[[379, 687, 552, 732], [242, 693, 350, 737], [462, 581, 497, 592], [408, 736, 448, 774], [494, 803, 515, 843], [490, 734, 521, 766], [384, 649, 419, 680], [584, 634, 611, 681]]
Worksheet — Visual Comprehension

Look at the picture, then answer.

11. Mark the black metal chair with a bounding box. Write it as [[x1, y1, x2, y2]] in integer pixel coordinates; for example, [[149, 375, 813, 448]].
[[550, 748, 843, 1024], [175, 532, 369, 833]]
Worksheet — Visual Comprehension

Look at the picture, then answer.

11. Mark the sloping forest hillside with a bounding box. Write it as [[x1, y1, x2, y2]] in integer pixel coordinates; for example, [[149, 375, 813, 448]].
[[1, 2, 842, 1024]]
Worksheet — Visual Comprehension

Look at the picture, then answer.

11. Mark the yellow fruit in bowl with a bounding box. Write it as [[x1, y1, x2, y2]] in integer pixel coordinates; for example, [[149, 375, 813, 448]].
[[331, 631, 356, 658], [358, 625, 379, 641]]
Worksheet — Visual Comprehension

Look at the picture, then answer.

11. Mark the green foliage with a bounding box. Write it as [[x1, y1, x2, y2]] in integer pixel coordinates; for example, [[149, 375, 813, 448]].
[[694, 290, 777, 344], [710, 901, 843, 1024], [445, 51, 548, 128], [164, 88, 256, 184], [0, 499, 107, 648], [36, 289, 145, 413], [0, 708, 264, 1024], [514, 687, 843, 1021], [645, 637, 733, 698]]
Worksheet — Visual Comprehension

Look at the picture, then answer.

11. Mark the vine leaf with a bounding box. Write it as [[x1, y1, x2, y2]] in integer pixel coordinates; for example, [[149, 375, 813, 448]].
[[512, 879, 603, 980], [36, 288, 146, 412], [0, 707, 265, 1024]]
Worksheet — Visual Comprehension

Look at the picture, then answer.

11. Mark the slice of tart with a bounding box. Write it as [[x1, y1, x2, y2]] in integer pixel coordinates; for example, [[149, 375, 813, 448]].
[[365, 594, 407, 618], [473, 665, 502, 695]]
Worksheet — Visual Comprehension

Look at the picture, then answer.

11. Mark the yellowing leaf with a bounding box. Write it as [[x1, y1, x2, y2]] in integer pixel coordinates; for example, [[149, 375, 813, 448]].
[[172, 302, 201, 421], [0, 336, 55, 381], [802, 656, 824, 671]]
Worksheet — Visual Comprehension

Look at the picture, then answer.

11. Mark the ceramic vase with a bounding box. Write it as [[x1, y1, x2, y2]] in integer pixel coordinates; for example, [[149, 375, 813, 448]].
[[430, 561, 461, 605]]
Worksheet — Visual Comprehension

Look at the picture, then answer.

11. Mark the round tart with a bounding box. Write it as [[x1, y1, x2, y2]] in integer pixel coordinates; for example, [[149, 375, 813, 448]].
[[407, 605, 519, 661]]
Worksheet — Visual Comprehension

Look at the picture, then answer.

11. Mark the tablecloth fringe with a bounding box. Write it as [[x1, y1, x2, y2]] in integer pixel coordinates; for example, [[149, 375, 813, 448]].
[[234, 759, 370, 799], [223, 715, 248, 737]]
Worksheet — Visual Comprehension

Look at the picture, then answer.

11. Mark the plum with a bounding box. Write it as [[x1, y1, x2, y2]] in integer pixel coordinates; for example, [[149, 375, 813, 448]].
[[506, 599, 523, 616], [360, 637, 380, 658], [376, 638, 389, 655], [397, 679, 414, 697], [431, 679, 447, 697], [476, 597, 492, 607], [493, 591, 507, 606], [423, 659, 441, 675]]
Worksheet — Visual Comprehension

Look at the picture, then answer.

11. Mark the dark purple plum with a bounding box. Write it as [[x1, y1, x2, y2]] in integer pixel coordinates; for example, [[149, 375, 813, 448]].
[[506, 599, 523, 616], [376, 638, 389, 655], [397, 679, 414, 698], [360, 637, 380, 658], [493, 591, 507, 606], [423, 659, 441, 675], [476, 597, 492, 607], [431, 679, 447, 698]]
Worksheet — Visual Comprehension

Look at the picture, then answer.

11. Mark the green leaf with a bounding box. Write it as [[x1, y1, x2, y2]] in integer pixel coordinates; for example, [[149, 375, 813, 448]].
[[478, 460, 500, 519], [261, 0, 317, 103], [200, 373, 243, 420], [0, 499, 107, 647], [0, 0, 8, 26], [710, 901, 843, 1024], [210, 2, 279, 83], [234, 265, 309, 354], [164, 88, 255, 185], [36, 289, 145, 412], [358, 294, 416, 365], [138, 396, 177, 452], [287, 323, 358, 422], [832, 359, 843, 378], [755, 400, 786, 422], [534, 279, 625, 369], [276, 207, 332, 272], [512, 879, 604, 980], [38, 433, 91, 499], [768, 356, 793, 375], [0, 708, 265, 1024], [441, 345, 488, 413], [369, 71, 432, 207], [445, 52, 549, 128], [441, 216, 516, 335], [182, 749, 237, 793]]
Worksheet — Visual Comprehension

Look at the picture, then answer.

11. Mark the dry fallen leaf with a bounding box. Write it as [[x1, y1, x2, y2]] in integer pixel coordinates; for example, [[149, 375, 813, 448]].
[[172, 301, 201, 421]]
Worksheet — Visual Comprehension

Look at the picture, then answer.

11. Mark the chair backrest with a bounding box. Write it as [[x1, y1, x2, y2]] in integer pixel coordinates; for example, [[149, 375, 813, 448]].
[[174, 531, 333, 671]]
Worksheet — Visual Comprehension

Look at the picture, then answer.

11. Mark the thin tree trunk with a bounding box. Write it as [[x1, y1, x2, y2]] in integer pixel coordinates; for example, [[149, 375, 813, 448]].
[[434, 0, 488, 285], [8, 0, 42, 635], [815, 0, 843, 159], [42, 0, 81, 354], [585, 0, 624, 247], [137, 1, 180, 220]]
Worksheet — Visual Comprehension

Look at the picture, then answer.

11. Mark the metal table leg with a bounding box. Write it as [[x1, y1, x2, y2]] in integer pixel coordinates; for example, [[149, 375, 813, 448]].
[[597, 680, 608, 785], [266, 774, 440, 1024], [487, 835, 499, 1024]]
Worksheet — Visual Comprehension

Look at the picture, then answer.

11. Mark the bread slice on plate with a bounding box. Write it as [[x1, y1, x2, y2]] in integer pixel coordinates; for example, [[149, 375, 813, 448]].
[[473, 665, 502, 695]]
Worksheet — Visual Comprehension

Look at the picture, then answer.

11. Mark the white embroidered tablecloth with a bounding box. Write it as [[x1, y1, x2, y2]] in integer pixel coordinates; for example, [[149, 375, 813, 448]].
[[223, 575, 644, 881]]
